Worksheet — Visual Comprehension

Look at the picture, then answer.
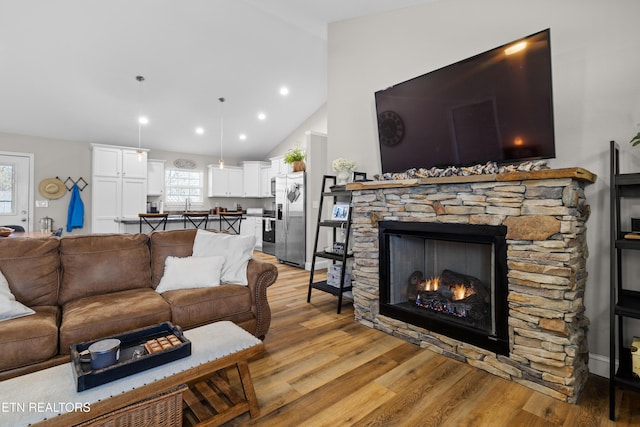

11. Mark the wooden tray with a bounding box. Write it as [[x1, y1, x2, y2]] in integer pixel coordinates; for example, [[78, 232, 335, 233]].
[[70, 322, 191, 392]]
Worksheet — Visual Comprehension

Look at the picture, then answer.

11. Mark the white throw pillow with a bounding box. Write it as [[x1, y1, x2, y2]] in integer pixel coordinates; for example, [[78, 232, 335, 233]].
[[156, 255, 225, 294], [0, 268, 35, 322], [192, 229, 256, 285]]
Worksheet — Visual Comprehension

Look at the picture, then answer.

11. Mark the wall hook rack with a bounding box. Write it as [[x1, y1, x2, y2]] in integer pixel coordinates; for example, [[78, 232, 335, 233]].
[[56, 176, 88, 191]]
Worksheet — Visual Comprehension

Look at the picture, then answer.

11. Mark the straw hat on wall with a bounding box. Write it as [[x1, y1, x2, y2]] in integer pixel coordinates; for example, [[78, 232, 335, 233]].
[[39, 178, 66, 199]]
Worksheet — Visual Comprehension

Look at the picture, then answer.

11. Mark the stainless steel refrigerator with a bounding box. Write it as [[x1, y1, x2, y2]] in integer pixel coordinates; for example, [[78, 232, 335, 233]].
[[275, 171, 306, 267]]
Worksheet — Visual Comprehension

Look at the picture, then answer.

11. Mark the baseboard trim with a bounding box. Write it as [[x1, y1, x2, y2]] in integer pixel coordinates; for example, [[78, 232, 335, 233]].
[[305, 259, 329, 271], [589, 352, 615, 378]]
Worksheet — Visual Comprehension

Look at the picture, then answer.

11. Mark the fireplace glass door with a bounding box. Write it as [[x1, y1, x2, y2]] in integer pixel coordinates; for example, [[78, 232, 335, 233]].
[[389, 235, 495, 334], [379, 221, 508, 354]]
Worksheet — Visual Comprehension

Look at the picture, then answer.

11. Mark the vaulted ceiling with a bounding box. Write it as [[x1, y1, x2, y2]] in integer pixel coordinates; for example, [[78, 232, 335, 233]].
[[0, 0, 436, 160]]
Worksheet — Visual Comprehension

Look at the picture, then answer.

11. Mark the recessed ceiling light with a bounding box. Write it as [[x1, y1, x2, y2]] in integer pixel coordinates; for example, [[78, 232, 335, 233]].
[[195, 127, 204, 135], [239, 134, 247, 140], [258, 112, 266, 121], [138, 116, 149, 125], [280, 86, 289, 96]]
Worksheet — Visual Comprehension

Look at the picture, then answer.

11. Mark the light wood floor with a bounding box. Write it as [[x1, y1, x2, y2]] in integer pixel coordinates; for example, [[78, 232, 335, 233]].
[[223, 252, 640, 426]]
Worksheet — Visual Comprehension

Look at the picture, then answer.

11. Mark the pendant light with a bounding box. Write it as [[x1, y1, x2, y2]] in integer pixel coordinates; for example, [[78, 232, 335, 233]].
[[218, 97, 225, 169], [136, 75, 148, 162]]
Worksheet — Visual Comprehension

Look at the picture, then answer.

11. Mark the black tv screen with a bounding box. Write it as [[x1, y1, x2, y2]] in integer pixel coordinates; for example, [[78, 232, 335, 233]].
[[375, 29, 555, 174]]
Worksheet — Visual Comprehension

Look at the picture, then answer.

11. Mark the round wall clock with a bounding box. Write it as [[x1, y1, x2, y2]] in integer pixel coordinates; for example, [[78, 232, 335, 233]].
[[378, 111, 405, 146]]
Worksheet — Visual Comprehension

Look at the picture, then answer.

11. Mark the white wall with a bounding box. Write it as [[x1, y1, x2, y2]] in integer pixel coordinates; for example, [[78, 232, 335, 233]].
[[327, 0, 640, 372], [266, 103, 327, 159], [0, 132, 92, 235]]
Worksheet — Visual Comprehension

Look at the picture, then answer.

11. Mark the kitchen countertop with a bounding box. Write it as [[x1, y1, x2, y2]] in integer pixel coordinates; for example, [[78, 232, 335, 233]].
[[115, 213, 246, 224]]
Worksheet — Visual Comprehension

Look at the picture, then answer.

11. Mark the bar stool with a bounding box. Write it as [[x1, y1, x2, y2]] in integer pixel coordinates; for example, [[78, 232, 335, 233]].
[[138, 213, 168, 233], [183, 212, 209, 229], [219, 213, 242, 234]]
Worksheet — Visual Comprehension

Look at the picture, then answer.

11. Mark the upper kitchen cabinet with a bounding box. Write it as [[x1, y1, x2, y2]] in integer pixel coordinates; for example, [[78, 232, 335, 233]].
[[147, 159, 166, 196], [270, 155, 288, 178], [261, 164, 272, 197], [93, 145, 147, 178], [91, 144, 148, 233], [242, 161, 270, 198], [208, 164, 243, 197]]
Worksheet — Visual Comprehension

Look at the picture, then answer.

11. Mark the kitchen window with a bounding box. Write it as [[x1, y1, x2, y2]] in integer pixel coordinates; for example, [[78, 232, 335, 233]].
[[165, 168, 204, 207]]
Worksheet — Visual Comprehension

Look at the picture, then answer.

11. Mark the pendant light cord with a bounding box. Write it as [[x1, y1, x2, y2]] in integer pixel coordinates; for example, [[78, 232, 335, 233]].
[[219, 97, 225, 169], [136, 76, 146, 159]]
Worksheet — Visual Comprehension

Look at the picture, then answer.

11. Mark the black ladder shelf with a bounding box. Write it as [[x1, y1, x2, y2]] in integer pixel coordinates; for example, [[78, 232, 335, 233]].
[[609, 140, 640, 421], [307, 174, 358, 314]]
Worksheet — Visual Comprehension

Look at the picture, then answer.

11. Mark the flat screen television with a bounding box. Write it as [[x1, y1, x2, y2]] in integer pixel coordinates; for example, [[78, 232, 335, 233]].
[[375, 29, 555, 174]]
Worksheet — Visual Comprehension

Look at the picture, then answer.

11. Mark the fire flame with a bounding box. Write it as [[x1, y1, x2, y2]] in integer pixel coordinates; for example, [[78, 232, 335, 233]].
[[452, 284, 475, 301], [422, 277, 440, 291], [452, 284, 466, 300]]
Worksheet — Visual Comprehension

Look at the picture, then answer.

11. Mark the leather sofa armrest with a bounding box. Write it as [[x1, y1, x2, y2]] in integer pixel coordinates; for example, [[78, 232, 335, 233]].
[[246, 258, 278, 339]]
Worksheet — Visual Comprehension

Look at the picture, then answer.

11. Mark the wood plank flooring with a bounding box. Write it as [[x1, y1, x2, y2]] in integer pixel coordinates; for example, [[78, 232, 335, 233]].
[[221, 252, 640, 426]]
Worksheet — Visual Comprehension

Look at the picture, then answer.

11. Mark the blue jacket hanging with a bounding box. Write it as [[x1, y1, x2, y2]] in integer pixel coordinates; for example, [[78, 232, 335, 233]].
[[66, 183, 84, 232]]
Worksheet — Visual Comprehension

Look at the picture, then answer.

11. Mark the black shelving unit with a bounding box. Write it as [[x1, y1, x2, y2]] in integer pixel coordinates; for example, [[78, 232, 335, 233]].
[[307, 174, 355, 314], [610, 140, 640, 420]]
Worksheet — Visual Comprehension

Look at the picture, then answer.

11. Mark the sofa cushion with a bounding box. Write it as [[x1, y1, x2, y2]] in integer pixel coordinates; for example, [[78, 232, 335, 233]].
[[58, 233, 151, 305], [0, 237, 59, 306], [156, 255, 225, 294], [0, 268, 34, 321], [192, 230, 255, 285], [59, 288, 171, 354], [0, 306, 59, 371], [149, 229, 197, 289], [160, 284, 252, 329]]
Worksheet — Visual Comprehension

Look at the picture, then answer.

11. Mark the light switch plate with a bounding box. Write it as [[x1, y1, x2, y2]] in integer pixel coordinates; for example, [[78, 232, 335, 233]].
[[36, 200, 49, 208]]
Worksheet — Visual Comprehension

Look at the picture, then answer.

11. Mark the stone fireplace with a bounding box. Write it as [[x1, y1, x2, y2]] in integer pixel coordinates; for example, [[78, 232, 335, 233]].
[[347, 168, 595, 403]]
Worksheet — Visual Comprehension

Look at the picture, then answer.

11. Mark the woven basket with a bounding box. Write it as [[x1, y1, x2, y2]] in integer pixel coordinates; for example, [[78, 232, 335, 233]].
[[77, 385, 186, 427]]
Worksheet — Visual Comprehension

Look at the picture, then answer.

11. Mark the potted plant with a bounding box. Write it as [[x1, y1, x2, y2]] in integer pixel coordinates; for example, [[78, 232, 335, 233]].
[[284, 144, 306, 172]]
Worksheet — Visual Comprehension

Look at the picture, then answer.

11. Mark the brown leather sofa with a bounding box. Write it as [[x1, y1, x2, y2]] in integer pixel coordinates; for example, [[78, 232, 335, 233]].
[[0, 229, 278, 381]]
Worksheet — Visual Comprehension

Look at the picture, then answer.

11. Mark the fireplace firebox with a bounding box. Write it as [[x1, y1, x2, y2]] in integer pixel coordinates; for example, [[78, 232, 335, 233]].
[[379, 221, 509, 355]]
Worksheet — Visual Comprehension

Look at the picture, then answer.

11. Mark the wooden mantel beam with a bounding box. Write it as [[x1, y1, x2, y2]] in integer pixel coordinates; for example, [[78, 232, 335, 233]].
[[345, 167, 597, 191]]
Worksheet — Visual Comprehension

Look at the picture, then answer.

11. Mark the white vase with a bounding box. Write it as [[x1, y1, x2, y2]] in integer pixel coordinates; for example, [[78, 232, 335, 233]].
[[336, 168, 351, 185]]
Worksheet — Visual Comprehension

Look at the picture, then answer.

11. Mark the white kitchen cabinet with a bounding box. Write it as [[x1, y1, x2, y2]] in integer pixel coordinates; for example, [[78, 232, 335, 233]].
[[92, 146, 121, 177], [207, 165, 243, 197], [147, 159, 166, 196], [270, 155, 288, 178], [261, 165, 272, 197], [121, 177, 148, 218], [91, 176, 121, 233], [241, 162, 262, 198], [93, 145, 147, 178], [122, 150, 147, 178], [240, 217, 263, 250], [91, 143, 148, 233], [242, 161, 270, 198]]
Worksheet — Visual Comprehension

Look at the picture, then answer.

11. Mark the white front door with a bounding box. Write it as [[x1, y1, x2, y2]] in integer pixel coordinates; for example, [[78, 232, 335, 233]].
[[0, 152, 33, 231]]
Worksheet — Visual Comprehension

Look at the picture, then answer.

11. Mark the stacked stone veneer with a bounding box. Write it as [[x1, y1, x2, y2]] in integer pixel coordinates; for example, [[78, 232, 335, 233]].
[[349, 174, 593, 403]]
